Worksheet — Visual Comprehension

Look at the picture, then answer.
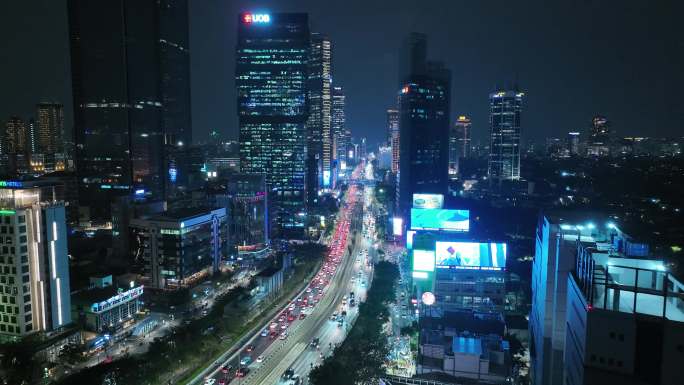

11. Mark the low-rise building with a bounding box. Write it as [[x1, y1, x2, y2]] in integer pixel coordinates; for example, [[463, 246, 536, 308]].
[[71, 275, 143, 333], [130, 207, 227, 290], [419, 309, 511, 382]]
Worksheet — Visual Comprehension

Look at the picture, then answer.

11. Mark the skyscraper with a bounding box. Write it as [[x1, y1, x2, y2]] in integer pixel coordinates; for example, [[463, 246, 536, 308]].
[[237, 13, 309, 238], [306, 32, 333, 203], [398, 33, 451, 217], [0, 181, 71, 342], [567, 132, 580, 156], [3, 117, 27, 155], [27, 119, 38, 155], [387, 108, 400, 174], [332, 86, 347, 175], [36, 102, 64, 154], [488, 89, 523, 181], [68, 0, 191, 220], [587, 115, 611, 156], [449, 115, 471, 179]]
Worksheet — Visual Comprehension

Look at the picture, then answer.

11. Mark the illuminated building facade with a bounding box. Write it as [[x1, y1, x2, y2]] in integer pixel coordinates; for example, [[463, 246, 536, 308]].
[[306, 33, 332, 203], [488, 89, 523, 181], [448, 115, 471, 180], [237, 13, 309, 238], [586, 115, 612, 157], [130, 207, 227, 290], [71, 276, 143, 333], [398, 33, 451, 217], [387, 108, 400, 174], [0, 181, 71, 342], [68, 0, 191, 220], [567, 132, 580, 156], [36, 103, 64, 154], [332, 86, 347, 177]]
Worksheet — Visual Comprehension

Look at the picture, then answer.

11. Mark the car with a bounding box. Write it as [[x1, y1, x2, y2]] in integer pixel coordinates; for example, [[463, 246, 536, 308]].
[[299, 313, 306, 320], [278, 317, 284, 323], [204, 378, 216, 385], [240, 356, 251, 366], [282, 368, 295, 380], [280, 323, 288, 330], [261, 329, 269, 337], [256, 355, 264, 363], [235, 368, 249, 377], [279, 332, 288, 340], [218, 379, 227, 385], [246, 345, 254, 353], [269, 331, 278, 340]]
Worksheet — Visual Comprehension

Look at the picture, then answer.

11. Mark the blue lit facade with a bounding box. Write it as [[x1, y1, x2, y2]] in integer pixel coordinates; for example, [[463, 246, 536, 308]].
[[488, 90, 523, 181], [237, 13, 309, 238]]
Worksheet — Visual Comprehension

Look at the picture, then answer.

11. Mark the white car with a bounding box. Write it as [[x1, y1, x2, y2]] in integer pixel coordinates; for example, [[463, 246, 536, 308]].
[[256, 355, 264, 363], [204, 379, 215, 385], [280, 332, 288, 340]]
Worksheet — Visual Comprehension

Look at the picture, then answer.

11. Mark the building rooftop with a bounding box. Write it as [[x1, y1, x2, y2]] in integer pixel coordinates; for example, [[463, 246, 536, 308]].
[[72, 286, 121, 305], [257, 266, 282, 278], [572, 233, 684, 323], [148, 207, 218, 222]]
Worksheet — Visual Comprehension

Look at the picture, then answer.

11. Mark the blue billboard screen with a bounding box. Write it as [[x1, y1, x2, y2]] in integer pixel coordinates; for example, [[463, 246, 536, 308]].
[[410, 209, 469, 232], [435, 242, 506, 270]]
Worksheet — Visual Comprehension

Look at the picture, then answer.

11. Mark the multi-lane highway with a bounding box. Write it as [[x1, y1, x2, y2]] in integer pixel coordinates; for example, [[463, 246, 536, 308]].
[[192, 165, 376, 385]]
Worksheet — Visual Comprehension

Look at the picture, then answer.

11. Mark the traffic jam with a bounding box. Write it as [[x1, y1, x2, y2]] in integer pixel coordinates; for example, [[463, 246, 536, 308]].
[[207, 184, 359, 385]]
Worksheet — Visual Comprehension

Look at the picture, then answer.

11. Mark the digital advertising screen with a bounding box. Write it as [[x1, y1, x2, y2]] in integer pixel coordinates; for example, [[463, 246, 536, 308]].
[[434, 242, 506, 270], [406, 230, 416, 250], [410, 208, 469, 232], [412, 249, 435, 272], [412, 194, 444, 209], [392, 217, 403, 236]]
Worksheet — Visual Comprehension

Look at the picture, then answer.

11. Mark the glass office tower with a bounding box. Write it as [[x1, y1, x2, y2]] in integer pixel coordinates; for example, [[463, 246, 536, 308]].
[[237, 13, 309, 238], [488, 90, 523, 181], [449, 115, 471, 180], [68, 0, 191, 221], [306, 32, 333, 203], [332, 86, 347, 179], [398, 33, 451, 217]]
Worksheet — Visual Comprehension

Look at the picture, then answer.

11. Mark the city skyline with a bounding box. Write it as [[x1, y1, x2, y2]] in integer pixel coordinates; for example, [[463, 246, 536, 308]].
[[0, 3, 683, 385], [2, 0, 683, 148]]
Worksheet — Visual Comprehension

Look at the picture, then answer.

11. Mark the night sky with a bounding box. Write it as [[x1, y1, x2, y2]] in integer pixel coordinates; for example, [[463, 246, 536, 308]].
[[2, 0, 682, 148]]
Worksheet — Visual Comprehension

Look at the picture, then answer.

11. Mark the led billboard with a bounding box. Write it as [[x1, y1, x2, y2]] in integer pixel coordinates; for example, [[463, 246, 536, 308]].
[[410, 209, 469, 232], [412, 249, 435, 272], [435, 242, 506, 270], [412, 194, 444, 209], [406, 230, 416, 249], [393, 217, 403, 236]]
